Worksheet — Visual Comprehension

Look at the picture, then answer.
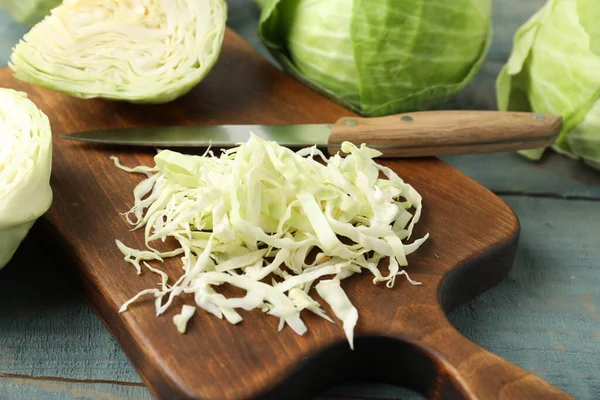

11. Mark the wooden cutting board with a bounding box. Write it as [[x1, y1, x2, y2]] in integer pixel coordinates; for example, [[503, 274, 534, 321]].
[[0, 30, 572, 400]]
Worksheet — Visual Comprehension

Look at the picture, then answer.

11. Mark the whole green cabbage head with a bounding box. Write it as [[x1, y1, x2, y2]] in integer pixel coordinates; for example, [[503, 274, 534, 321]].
[[9, 0, 227, 104], [0, 88, 52, 270], [258, 0, 492, 117], [497, 0, 600, 170]]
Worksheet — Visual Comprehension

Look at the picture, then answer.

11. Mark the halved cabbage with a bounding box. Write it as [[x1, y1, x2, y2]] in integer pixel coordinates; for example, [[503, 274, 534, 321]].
[[0, 88, 52, 270], [9, 0, 227, 103]]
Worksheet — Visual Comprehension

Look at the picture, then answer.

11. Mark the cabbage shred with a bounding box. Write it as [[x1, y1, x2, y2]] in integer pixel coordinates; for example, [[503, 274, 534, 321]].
[[114, 135, 428, 348]]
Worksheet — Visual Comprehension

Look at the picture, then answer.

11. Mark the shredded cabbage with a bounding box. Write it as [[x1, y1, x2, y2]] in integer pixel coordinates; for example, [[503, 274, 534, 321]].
[[173, 304, 196, 333], [114, 135, 428, 348]]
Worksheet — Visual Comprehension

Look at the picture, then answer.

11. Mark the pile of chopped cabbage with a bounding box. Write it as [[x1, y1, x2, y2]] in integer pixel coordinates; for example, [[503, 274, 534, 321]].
[[0, 88, 52, 270], [114, 135, 428, 348]]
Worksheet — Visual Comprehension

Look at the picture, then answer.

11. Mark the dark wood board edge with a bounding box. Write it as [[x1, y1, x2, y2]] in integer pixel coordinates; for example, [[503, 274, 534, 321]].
[[37, 212, 517, 400], [439, 212, 521, 314], [247, 226, 523, 400], [38, 174, 568, 400]]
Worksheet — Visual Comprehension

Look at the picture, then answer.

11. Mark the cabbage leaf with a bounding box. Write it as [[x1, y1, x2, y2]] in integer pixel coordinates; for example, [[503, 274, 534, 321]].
[[497, 0, 600, 169], [9, 0, 227, 103], [0, 88, 52, 269], [258, 0, 492, 117]]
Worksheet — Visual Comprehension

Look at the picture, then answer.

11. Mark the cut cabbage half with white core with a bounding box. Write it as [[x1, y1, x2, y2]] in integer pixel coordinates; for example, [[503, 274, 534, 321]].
[[0, 0, 61, 25], [114, 135, 428, 348], [9, 0, 227, 103], [0, 88, 52, 270]]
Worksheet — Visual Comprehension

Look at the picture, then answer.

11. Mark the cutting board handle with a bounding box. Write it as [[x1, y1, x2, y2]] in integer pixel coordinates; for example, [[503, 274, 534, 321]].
[[328, 110, 562, 158], [403, 323, 574, 399]]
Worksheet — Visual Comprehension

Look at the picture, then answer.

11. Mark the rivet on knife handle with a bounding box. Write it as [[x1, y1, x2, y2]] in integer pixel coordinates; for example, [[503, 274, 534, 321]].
[[327, 110, 563, 158]]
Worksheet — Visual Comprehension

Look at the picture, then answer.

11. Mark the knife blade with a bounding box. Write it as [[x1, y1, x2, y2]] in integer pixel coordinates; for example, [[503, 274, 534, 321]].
[[61, 110, 563, 158], [63, 123, 333, 148]]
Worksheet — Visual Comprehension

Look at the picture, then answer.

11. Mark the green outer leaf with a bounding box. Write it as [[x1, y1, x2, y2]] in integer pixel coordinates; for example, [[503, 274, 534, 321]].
[[254, 0, 267, 7], [8, 0, 228, 104], [496, 0, 600, 165], [496, 1, 550, 160], [352, 0, 492, 117], [578, 0, 600, 55], [576, 0, 600, 166], [258, 0, 492, 117], [257, 0, 362, 114], [0, 0, 60, 25], [281, 0, 361, 106], [567, 99, 600, 166], [496, 1, 550, 112]]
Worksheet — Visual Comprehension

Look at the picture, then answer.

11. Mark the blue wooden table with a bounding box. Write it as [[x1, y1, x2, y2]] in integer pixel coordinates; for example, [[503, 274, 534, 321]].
[[1, 1, 599, 399]]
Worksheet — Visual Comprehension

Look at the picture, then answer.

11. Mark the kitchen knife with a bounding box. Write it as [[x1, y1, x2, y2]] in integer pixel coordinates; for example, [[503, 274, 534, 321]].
[[61, 110, 562, 158]]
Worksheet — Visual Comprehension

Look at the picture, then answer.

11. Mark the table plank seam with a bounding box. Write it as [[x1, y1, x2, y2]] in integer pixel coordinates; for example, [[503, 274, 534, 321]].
[[0, 373, 145, 388], [494, 191, 600, 201], [318, 395, 402, 400], [0, 374, 403, 400]]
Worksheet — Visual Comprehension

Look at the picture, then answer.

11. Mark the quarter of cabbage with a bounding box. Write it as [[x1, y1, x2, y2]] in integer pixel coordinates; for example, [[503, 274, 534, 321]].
[[9, 0, 227, 103], [0, 88, 52, 270], [257, 0, 492, 117], [497, 0, 600, 169], [0, 0, 61, 25]]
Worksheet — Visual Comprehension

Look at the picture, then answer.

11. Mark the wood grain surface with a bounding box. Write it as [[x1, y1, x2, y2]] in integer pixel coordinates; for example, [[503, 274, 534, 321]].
[[0, 29, 573, 400], [328, 111, 562, 157]]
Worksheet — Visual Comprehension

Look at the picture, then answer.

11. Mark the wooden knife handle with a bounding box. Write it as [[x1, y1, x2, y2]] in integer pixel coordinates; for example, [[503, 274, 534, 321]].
[[327, 111, 562, 158]]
